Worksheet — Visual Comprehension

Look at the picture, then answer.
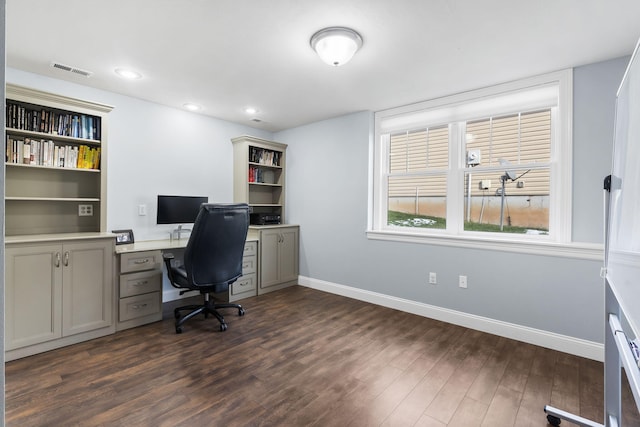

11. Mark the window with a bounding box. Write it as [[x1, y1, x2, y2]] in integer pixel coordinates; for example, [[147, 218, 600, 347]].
[[388, 127, 449, 228], [370, 70, 573, 248]]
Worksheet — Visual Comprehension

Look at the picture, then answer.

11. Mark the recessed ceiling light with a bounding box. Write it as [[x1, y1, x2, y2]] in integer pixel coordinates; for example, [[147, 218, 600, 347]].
[[115, 68, 142, 80], [183, 103, 201, 111], [244, 107, 259, 115]]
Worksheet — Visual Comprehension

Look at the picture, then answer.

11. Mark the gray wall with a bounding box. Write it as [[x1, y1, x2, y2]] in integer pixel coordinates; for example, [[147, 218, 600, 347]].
[[276, 57, 629, 344], [573, 56, 630, 242], [3, 55, 627, 345]]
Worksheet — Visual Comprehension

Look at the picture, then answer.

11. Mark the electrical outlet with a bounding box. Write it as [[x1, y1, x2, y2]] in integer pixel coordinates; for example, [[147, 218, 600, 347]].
[[429, 272, 437, 284], [459, 275, 467, 288], [78, 204, 93, 216], [138, 204, 147, 216]]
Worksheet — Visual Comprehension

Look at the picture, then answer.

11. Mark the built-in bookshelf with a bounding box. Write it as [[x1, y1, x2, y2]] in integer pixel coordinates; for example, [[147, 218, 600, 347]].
[[232, 135, 287, 222], [4, 84, 113, 236]]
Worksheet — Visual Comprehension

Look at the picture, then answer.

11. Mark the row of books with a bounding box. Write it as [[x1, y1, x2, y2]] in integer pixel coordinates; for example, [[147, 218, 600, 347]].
[[6, 101, 101, 141], [249, 146, 281, 167], [6, 137, 101, 169], [248, 165, 276, 184]]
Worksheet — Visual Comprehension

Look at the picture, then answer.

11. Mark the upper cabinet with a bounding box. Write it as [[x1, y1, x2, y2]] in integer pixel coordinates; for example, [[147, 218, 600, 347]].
[[5, 84, 113, 236], [232, 135, 287, 224]]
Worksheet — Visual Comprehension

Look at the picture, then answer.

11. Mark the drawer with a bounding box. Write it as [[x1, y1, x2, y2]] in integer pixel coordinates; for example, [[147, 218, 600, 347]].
[[119, 292, 161, 322], [243, 241, 257, 257], [120, 250, 162, 274], [120, 270, 162, 298], [231, 273, 257, 296], [242, 255, 256, 275]]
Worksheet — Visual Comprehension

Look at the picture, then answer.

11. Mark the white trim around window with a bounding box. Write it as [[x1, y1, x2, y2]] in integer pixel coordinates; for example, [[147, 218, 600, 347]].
[[367, 69, 601, 260]]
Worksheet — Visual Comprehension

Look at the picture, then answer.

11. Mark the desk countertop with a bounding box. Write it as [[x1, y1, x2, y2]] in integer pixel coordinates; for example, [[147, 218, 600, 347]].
[[114, 230, 260, 255]]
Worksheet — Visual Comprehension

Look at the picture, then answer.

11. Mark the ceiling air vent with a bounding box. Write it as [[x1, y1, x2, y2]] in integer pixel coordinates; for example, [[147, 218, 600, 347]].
[[50, 62, 93, 78], [251, 118, 262, 123]]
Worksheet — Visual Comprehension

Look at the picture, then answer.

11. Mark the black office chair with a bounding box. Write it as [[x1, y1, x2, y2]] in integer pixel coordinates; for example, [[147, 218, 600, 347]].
[[163, 203, 250, 333]]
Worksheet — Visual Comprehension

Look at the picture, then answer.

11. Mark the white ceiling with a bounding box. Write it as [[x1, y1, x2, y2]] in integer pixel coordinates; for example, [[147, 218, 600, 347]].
[[7, 0, 640, 132]]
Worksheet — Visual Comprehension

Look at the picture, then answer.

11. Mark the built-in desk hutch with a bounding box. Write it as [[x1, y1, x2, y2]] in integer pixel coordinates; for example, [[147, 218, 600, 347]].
[[4, 84, 115, 361], [232, 135, 299, 295]]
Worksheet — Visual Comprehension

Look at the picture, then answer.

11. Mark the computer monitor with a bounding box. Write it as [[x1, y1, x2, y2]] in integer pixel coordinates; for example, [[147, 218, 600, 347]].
[[157, 195, 208, 239]]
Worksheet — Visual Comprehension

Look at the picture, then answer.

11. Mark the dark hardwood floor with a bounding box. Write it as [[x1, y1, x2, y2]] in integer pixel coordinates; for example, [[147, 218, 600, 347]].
[[5, 286, 640, 426]]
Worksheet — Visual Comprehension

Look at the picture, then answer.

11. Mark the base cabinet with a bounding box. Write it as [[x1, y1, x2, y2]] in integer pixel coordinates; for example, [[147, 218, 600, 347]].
[[116, 250, 163, 331], [257, 226, 299, 294], [229, 240, 258, 302], [5, 237, 115, 360]]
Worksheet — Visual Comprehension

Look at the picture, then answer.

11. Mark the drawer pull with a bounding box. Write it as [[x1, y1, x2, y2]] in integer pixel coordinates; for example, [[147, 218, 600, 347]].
[[133, 280, 148, 286], [132, 303, 148, 310], [134, 259, 150, 264]]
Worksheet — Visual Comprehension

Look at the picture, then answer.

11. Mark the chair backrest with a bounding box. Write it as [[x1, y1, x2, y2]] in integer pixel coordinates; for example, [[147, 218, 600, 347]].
[[183, 203, 250, 288]]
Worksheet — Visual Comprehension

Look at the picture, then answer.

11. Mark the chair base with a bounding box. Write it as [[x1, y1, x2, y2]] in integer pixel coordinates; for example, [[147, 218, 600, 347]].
[[174, 293, 245, 333]]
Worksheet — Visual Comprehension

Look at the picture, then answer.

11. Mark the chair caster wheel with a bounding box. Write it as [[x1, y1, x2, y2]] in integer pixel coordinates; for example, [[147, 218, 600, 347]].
[[175, 326, 183, 334], [220, 323, 228, 331], [547, 414, 561, 426], [239, 308, 245, 316]]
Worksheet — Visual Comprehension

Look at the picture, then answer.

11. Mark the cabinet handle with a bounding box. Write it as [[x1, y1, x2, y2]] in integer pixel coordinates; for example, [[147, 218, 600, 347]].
[[133, 280, 148, 286], [134, 259, 150, 264], [64, 251, 69, 266], [55, 252, 61, 268], [132, 303, 148, 310]]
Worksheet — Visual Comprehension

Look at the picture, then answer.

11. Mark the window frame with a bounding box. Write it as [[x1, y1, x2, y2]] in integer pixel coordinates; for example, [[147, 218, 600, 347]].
[[368, 70, 602, 259]]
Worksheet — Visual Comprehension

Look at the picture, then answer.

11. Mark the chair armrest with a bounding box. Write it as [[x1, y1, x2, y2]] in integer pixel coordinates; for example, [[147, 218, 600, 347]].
[[163, 252, 178, 287]]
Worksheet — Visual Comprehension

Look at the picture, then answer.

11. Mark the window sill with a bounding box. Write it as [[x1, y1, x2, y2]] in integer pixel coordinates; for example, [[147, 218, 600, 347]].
[[366, 229, 603, 261]]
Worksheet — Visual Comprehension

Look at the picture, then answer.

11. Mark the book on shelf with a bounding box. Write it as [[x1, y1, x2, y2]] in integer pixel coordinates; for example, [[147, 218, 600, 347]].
[[5, 136, 100, 170], [249, 165, 263, 183], [22, 139, 30, 165], [5, 100, 101, 141], [248, 165, 277, 184], [248, 146, 281, 167]]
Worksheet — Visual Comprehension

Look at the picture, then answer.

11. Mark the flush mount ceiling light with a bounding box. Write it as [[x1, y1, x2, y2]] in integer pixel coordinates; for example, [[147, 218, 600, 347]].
[[310, 26, 363, 67], [114, 67, 142, 80], [244, 107, 259, 115]]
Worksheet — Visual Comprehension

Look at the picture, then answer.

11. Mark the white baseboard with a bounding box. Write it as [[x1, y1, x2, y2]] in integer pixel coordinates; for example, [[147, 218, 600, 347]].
[[298, 275, 604, 361]]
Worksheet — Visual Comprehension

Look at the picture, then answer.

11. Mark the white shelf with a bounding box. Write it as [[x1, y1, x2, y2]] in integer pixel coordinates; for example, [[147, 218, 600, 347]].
[[248, 161, 282, 169], [5, 83, 112, 237], [6, 163, 101, 173], [249, 182, 282, 187], [232, 135, 287, 222], [5, 197, 100, 202], [5, 127, 101, 146]]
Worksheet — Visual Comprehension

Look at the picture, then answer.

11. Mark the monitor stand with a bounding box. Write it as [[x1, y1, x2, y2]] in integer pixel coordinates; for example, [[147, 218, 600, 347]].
[[172, 224, 191, 241]]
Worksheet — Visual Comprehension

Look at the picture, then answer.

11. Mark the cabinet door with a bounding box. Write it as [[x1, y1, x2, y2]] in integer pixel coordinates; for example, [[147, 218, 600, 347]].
[[62, 239, 114, 336], [278, 227, 299, 284], [5, 244, 63, 350], [259, 227, 299, 292], [259, 229, 281, 289]]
